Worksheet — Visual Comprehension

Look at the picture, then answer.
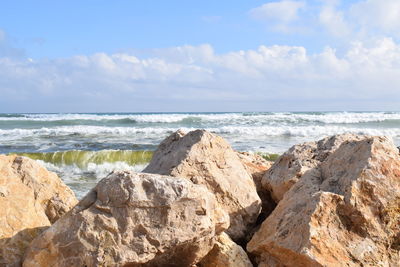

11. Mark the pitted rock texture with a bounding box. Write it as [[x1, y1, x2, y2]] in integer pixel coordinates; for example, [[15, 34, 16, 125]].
[[198, 232, 253, 267], [262, 134, 365, 202], [144, 130, 261, 241], [23, 171, 230, 267], [248, 135, 400, 266], [0, 155, 77, 267]]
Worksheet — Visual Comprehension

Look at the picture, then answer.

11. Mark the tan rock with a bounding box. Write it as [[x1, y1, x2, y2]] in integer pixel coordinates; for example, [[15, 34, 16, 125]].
[[23, 171, 230, 267], [198, 232, 253, 267], [144, 130, 261, 241], [237, 152, 275, 218], [262, 134, 365, 202], [248, 135, 400, 266], [236, 152, 273, 190], [0, 155, 77, 267]]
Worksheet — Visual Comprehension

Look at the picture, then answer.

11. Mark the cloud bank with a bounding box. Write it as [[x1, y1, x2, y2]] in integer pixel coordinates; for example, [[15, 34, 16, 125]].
[[1, 39, 400, 112]]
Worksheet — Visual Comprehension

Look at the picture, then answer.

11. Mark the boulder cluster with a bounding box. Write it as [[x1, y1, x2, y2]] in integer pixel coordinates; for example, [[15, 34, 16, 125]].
[[1, 130, 399, 266]]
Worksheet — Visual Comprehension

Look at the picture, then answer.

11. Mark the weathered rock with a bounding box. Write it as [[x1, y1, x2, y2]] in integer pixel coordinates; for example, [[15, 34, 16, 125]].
[[0, 155, 77, 267], [262, 134, 365, 202], [198, 232, 253, 267], [23, 171, 230, 267], [237, 152, 275, 219], [248, 135, 400, 266], [144, 130, 261, 241]]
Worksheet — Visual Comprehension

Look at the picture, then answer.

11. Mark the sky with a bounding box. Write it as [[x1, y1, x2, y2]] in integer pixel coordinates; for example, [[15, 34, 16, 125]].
[[1, 0, 400, 112]]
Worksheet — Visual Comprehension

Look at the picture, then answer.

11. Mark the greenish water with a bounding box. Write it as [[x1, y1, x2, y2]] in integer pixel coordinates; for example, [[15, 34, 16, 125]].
[[11, 150, 153, 168], [257, 153, 280, 162]]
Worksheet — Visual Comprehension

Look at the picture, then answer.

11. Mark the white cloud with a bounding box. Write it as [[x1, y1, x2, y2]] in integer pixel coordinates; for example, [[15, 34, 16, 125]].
[[250, 1, 305, 22], [351, 0, 400, 36], [250, 1, 305, 32], [319, 2, 351, 38], [250, 1, 400, 43], [1, 40, 400, 111], [318, 0, 400, 40]]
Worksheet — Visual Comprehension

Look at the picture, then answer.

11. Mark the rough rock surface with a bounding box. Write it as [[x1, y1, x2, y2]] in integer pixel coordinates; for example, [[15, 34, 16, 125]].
[[23, 171, 230, 267], [262, 134, 365, 202], [0, 155, 77, 267], [198, 232, 253, 267], [144, 130, 261, 241], [237, 152, 275, 219], [237, 152, 272, 184], [248, 135, 400, 266]]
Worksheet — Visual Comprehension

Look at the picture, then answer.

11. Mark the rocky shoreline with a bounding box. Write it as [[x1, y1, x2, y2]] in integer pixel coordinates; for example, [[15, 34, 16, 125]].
[[1, 129, 400, 266]]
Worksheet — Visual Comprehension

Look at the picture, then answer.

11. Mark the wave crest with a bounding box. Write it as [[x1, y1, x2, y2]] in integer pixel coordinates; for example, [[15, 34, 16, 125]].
[[12, 150, 153, 168]]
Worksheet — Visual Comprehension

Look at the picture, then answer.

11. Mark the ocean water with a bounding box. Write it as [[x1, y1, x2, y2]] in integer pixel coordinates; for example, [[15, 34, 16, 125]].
[[1, 111, 400, 198]]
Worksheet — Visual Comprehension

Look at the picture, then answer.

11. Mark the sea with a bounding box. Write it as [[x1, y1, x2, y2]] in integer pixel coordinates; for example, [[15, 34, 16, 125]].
[[1, 111, 400, 198]]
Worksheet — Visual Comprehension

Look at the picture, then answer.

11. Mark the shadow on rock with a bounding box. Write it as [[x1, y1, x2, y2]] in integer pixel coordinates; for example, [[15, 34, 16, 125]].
[[0, 226, 49, 267]]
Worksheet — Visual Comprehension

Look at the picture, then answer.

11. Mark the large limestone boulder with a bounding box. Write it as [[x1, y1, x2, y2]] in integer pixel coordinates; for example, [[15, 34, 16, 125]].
[[23, 171, 230, 267], [248, 135, 400, 266], [143, 130, 261, 241], [198, 232, 253, 267], [262, 134, 365, 202], [0, 155, 77, 267]]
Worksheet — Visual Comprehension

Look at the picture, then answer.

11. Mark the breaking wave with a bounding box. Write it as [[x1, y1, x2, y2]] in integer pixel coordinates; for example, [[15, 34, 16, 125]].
[[12, 150, 152, 198], [13, 150, 153, 168]]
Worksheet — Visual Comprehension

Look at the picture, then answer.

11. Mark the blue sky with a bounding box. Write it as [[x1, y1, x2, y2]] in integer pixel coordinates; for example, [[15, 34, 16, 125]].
[[0, 0, 361, 57], [1, 0, 400, 112]]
